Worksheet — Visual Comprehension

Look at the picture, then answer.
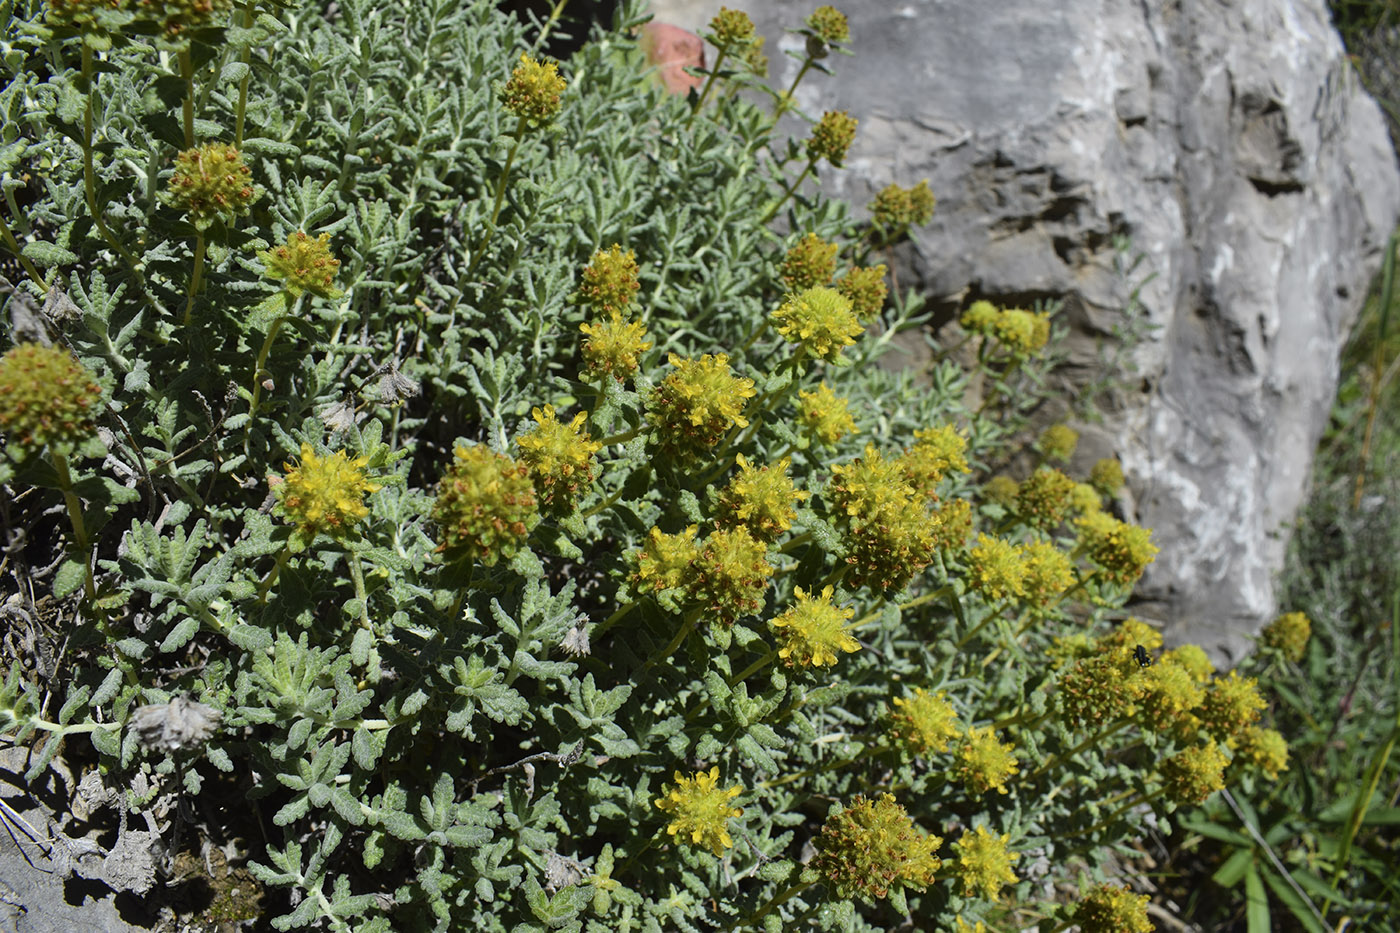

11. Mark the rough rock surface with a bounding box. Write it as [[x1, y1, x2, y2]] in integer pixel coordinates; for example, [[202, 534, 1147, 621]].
[[647, 0, 1400, 660]]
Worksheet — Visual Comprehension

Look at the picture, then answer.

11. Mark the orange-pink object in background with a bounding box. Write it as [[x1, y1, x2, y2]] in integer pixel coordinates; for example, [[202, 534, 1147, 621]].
[[638, 22, 704, 95]]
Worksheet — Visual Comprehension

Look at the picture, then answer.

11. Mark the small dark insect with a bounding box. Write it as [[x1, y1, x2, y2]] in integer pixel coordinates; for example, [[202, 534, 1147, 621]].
[[1133, 644, 1152, 668]]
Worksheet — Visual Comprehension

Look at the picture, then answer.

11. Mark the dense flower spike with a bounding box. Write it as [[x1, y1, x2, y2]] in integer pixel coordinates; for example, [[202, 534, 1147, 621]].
[[578, 244, 640, 316], [717, 455, 808, 542], [771, 286, 863, 363], [887, 687, 959, 756], [1019, 540, 1075, 609], [952, 826, 1019, 900], [708, 7, 756, 48], [165, 143, 257, 231], [501, 53, 567, 124], [1015, 467, 1076, 529], [1163, 643, 1215, 682], [653, 767, 743, 856], [1073, 883, 1153, 933], [981, 475, 1020, 509], [807, 111, 858, 167], [954, 726, 1020, 794], [1161, 740, 1228, 804], [631, 525, 699, 594], [1076, 510, 1159, 585], [1036, 424, 1079, 462], [1097, 617, 1164, 654], [836, 264, 888, 321], [959, 300, 1000, 336], [275, 444, 380, 542], [684, 526, 773, 623], [259, 231, 343, 299], [1070, 482, 1103, 515], [431, 445, 539, 565], [899, 424, 970, 500], [1133, 658, 1205, 729], [967, 533, 1027, 603], [780, 233, 839, 291], [796, 382, 856, 446], [870, 180, 935, 238], [827, 445, 935, 591], [515, 405, 601, 510], [0, 343, 102, 454], [1197, 670, 1266, 743], [1056, 652, 1137, 729], [1260, 611, 1311, 662], [647, 353, 756, 459], [812, 794, 941, 901], [1089, 457, 1125, 496], [929, 498, 973, 553], [769, 585, 858, 668], [1235, 726, 1289, 779], [579, 313, 651, 383]]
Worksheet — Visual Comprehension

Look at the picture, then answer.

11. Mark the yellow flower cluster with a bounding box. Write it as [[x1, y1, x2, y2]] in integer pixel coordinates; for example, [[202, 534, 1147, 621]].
[[1260, 611, 1311, 662], [708, 7, 756, 48], [276, 444, 380, 542], [981, 475, 1019, 509], [807, 111, 858, 167], [899, 424, 970, 500], [0, 343, 102, 454], [769, 585, 858, 668], [1197, 670, 1266, 744], [579, 314, 651, 384], [1019, 539, 1075, 609], [717, 455, 808, 542], [165, 143, 257, 231], [887, 687, 959, 757], [686, 526, 774, 623], [1036, 423, 1079, 462], [647, 353, 756, 459], [796, 382, 856, 446], [501, 53, 567, 124], [1073, 883, 1153, 933], [954, 726, 1019, 794], [827, 445, 935, 592], [966, 533, 1026, 603], [431, 444, 538, 565], [928, 498, 973, 553], [1235, 725, 1290, 779], [869, 180, 935, 239], [1075, 510, 1158, 586], [959, 300, 1050, 355], [1015, 467, 1077, 529], [515, 405, 601, 511], [770, 286, 864, 363], [781, 233, 839, 291], [836, 264, 888, 321], [806, 4, 850, 45], [631, 526, 699, 595], [952, 825, 1019, 900], [811, 794, 941, 901], [653, 767, 743, 856], [578, 244, 640, 316], [259, 231, 343, 299], [1089, 457, 1125, 496], [1160, 740, 1228, 804]]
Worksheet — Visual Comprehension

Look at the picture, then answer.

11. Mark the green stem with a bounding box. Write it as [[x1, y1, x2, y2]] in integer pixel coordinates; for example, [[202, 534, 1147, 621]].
[[348, 551, 370, 630], [1353, 230, 1397, 507], [234, 2, 254, 146], [246, 305, 295, 443], [79, 45, 143, 279], [580, 483, 626, 520], [0, 208, 46, 290], [182, 231, 206, 325], [597, 425, 643, 447], [1061, 786, 1162, 842], [1027, 720, 1130, 782], [530, 0, 571, 53], [22, 718, 122, 736], [759, 159, 814, 225], [724, 880, 817, 932], [638, 609, 699, 675], [953, 602, 1004, 650], [467, 119, 526, 277], [256, 543, 291, 603], [776, 531, 813, 556], [777, 59, 814, 116], [179, 47, 196, 148], [51, 450, 96, 604], [592, 599, 638, 640], [687, 47, 728, 124]]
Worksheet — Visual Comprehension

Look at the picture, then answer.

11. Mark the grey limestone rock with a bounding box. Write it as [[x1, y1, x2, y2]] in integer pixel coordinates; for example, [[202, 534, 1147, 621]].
[[647, 0, 1400, 661]]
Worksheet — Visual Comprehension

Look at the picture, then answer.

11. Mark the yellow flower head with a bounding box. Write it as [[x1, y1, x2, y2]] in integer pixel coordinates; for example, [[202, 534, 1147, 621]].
[[929, 498, 973, 553], [771, 286, 864, 363], [954, 726, 1019, 794], [578, 244, 640, 316], [796, 382, 856, 446], [631, 525, 699, 594], [806, 111, 858, 167], [1089, 457, 1125, 496], [836, 264, 888, 322], [718, 455, 809, 542], [992, 308, 1037, 354], [709, 7, 756, 48], [952, 825, 1020, 900], [1096, 617, 1164, 654], [1162, 643, 1215, 683], [1198, 670, 1266, 744], [579, 313, 651, 384], [812, 794, 942, 901], [276, 444, 381, 542], [967, 533, 1027, 603], [769, 585, 858, 668], [165, 143, 257, 231], [260, 231, 343, 299], [982, 475, 1020, 509], [1070, 481, 1103, 516], [899, 424, 970, 500], [1133, 657, 1205, 729], [887, 687, 959, 757], [1076, 510, 1158, 586], [960, 300, 1000, 336], [1055, 651, 1137, 730], [502, 53, 567, 124], [1018, 539, 1075, 609], [806, 5, 850, 45], [1073, 883, 1152, 933], [1260, 611, 1311, 663], [1016, 466, 1076, 530], [431, 444, 538, 564], [1036, 424, 1079, 462], [1234, 726, 1289, 780], [647, 353, 756, 459], [869, 180, 935, 243], [1161, 740, 1228, 804], [653, 766, 743, 856], [685, 525, 773, 624], [515, 405, 601, 511], [827, 445, 935, 592], [0, 343, 102, 454], [781, 233, 839, 291]]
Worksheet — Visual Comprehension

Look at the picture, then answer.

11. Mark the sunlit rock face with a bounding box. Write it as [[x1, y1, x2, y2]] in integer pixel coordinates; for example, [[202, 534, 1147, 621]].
[[648, 0, 1400, 661]]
